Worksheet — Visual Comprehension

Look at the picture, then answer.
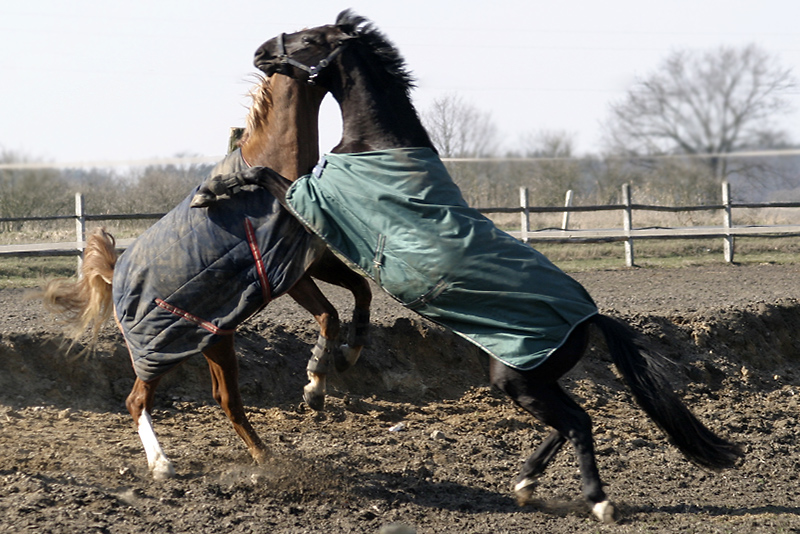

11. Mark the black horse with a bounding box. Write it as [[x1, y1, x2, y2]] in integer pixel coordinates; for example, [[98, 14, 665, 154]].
[[197, 10, 742, 523]]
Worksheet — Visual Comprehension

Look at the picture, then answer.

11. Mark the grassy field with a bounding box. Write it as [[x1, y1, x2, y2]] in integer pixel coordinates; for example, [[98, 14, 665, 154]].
[[1, 205, 798, 288], [533, 236, 800, 271], [2, 236, 798, 290], [0, 256, 79, 289]]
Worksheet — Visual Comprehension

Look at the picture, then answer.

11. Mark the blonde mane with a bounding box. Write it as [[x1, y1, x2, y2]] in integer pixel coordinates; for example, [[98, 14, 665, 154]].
[[240, 75, 273, 147]]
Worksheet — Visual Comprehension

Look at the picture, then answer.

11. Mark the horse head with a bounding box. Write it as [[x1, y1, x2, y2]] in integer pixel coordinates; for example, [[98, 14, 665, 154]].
[[253, 10, 430, 153], [254, 10, 362, 86]]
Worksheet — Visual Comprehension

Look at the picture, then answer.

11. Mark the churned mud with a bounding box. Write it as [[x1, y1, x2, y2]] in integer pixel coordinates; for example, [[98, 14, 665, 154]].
[[1, 263, 799, 533]]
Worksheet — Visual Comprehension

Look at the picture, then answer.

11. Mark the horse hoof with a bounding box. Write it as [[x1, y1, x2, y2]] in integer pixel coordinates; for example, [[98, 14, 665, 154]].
[[591, 500, 618, 524], [513, 478, 537, 506], [303, 386, 325, 412], [252, 448, 270, 465], [334, 344, 361, 372], [151, 459, 176, 481]]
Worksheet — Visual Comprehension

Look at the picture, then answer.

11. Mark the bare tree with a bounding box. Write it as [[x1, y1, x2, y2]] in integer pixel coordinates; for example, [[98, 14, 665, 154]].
[[125, 162, 210, 212], [516, 130, 585, 205], [422, 93, 499, 158], [605, 44, 796, 182], [421, 94, 502, 206], [0, 149, 70, 231]]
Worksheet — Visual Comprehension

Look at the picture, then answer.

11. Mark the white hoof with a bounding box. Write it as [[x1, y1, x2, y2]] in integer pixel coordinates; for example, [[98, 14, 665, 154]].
[[592, 500, 618, 524], [151, 458, 176, 480], [513, 478, 537, 506]]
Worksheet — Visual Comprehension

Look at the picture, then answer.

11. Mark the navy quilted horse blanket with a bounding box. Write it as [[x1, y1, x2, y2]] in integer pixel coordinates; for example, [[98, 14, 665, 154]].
[[285, 147, 598, 370], [113, 149, 323, 382]]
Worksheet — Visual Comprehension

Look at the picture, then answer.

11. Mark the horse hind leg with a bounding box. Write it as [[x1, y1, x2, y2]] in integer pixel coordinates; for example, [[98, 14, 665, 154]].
[[203, 335, 268, 464], [512, 429, 567, 505], [513, 430, 616, 523], [494, 367, 616, 523], [490, 323, 618, 524], [126, 376, 176, 480]]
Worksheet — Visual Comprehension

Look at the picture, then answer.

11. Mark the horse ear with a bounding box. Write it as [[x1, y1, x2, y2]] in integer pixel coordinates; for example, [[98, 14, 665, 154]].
[[335, 9, 365, 37]]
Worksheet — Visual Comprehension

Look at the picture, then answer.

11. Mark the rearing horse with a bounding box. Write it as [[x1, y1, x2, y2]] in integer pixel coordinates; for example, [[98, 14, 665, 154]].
[[41, 73, 371, 480], [197, 11, 742, 523]]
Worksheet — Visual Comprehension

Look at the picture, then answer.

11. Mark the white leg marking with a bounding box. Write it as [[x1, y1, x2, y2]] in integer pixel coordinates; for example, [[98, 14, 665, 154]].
[[513, 477, 537, 506], [303, 371, 327, 410], [514, 478, 536, 493], [304, 371, 326, 395], [592, 500, 617, 524], [137, 411, 175, 480]]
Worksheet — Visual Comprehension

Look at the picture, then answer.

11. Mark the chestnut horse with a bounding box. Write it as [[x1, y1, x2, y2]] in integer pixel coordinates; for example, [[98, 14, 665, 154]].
[[41, 73, 371, 480], [196, 11, 742, 523]]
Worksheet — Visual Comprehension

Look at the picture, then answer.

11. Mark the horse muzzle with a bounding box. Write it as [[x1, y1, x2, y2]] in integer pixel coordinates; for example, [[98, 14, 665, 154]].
[[254, 57, 282, 76], [254, 39, 281, 74]]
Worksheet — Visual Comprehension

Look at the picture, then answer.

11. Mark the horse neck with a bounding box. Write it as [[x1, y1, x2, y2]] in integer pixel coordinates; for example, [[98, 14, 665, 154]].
[[241, 78, 325, 180], [330, 64, 435, 153]]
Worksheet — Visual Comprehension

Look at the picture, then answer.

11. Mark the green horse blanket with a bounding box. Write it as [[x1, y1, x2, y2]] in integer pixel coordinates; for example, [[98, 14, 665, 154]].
[[284, 147, 598, 370]]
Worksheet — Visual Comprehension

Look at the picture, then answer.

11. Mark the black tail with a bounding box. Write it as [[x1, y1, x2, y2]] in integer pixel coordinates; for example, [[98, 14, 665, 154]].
[[591, 314, 743, 470]]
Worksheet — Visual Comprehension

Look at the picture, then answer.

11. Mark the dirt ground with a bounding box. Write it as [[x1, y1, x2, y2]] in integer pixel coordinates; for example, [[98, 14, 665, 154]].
[[1, 263, 799, 533]]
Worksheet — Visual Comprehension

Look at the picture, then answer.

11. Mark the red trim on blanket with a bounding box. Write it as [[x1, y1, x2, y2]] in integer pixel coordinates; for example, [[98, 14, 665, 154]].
[[245, 218, 271, 304], [155, 299, 236, 335]]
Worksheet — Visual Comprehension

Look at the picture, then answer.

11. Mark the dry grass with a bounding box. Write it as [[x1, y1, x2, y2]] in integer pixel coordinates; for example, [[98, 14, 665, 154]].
[[0, 257, 78, 289], [489, 206, 800, 233], [0, 220, 155, 246], [484, 205, 800, 270], [1, 208, 798, 288], [533, 237, 800, 271]]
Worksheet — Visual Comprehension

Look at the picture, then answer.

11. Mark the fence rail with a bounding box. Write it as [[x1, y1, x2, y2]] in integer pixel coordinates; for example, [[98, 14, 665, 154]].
[[1, 183, 799, 268]]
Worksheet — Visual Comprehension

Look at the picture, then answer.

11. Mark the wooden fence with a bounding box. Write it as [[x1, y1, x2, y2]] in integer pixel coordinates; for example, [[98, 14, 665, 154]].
[[493, 182, 800, 266], [1, 182, 799, 268]]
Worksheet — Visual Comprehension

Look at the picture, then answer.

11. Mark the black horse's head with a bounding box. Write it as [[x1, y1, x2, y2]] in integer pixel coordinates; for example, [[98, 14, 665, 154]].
[[254, 10, 364, 85], [254, 10, 429, 152], [254, 10, 414, 92]]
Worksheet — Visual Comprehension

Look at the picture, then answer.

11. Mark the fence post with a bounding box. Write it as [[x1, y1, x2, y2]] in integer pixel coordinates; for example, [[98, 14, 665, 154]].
[[722, 181, 734, 263], [561, 189, 573, 230], [622, 184, 634, 267], [75, 192, 86, 275], [519, 187, 530, 243]]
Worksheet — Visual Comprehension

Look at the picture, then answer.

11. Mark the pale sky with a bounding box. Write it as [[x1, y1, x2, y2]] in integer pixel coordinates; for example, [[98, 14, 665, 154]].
[[2, 0, 799, 166]]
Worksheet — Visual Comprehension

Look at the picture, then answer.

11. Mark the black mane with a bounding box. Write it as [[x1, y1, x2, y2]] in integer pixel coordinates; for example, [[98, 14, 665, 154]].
[[335, 10, 416, 95]]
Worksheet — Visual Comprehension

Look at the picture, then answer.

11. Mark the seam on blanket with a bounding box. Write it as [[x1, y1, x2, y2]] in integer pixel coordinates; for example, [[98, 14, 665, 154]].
[[155, 298, 236, 336], [285, 183, 372, 280], [244, 218, 271, 304]]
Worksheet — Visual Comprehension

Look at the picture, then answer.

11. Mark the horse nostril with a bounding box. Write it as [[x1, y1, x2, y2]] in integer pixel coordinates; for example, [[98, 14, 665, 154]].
[[253, 43, 275, 69]]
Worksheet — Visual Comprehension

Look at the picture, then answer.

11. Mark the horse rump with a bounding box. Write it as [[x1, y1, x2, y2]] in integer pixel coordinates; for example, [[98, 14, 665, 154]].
[[591, 314, 743, 470], [39, 227, 117, 344]]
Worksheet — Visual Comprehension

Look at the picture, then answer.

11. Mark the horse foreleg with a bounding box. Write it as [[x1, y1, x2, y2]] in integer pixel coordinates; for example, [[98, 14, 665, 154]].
[[126, 376, 176, 480], [203, 335, 268, 464], [288, 274, 341, 411], [340, 307, 369, 371], [307, 249, 372, 372]]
